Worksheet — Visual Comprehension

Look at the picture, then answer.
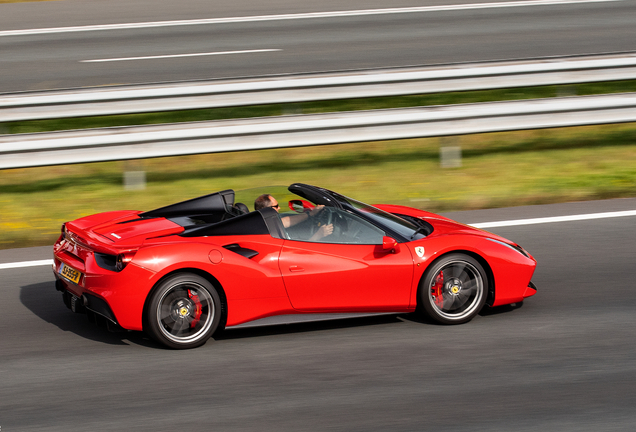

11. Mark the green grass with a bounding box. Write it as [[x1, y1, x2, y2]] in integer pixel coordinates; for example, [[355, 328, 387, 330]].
[[2, 80, 636, 249], [2, 123, 636, 249]]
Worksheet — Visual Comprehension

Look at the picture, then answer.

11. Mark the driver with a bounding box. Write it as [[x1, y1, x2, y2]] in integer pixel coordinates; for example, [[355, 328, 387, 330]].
[[254, 194, 333, 241]]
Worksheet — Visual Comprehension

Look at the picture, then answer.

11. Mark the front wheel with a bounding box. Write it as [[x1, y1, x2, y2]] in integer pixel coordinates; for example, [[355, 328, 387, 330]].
[[146, 273, 222, 349], [420, 254, 487, 324]]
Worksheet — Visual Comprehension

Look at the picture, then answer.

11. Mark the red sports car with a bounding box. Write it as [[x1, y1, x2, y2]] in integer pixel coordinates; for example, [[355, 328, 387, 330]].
[[53, 183, 537, 349]]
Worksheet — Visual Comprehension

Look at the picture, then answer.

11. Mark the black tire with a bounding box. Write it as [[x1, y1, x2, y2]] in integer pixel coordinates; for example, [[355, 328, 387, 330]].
[[146, 273, 222, 349], [420, 254, 488, 325]]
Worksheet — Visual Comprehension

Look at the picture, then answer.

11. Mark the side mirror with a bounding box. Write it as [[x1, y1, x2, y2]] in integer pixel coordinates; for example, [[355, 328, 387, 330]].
[[288, 199, 315, 213], [382, 236, 400, 253]]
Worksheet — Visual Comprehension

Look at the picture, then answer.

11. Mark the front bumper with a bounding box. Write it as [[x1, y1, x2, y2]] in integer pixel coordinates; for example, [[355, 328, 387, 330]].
[[523, 281, 538, 298]]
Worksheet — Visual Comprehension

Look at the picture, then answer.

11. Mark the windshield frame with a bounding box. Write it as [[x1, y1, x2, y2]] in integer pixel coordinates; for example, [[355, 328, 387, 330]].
[[228, 184, 428, 243], [327, 191, 427, 243]]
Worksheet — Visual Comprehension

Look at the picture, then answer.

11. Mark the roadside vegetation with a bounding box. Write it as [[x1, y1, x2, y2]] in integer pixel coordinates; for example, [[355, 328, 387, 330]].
[[2, 122, 635, 249], [2, 80, 636, 248]]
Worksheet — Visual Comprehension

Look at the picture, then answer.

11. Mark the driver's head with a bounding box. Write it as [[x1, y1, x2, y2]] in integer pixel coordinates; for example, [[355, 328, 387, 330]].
[[254, 194, 280, 212]]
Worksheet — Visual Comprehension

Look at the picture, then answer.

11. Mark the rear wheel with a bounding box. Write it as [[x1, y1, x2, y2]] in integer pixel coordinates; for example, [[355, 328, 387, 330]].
[[420, 254, 487, 324], [146, 273, 221, 349]]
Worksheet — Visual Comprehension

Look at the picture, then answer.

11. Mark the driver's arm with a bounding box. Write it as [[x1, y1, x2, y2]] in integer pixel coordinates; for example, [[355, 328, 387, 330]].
[[281, 205, 325, 228], [309, 223, 334, 241]]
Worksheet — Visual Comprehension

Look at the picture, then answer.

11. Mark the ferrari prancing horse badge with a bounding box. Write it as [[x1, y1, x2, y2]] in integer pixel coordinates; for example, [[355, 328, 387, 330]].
[[415, 246, 425, 258]]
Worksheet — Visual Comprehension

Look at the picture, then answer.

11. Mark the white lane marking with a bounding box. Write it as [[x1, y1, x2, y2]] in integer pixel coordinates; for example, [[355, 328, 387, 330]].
[[470, 210, 636, 228], [0, 0, 622, 37], [0, 259, 53, 270], [1, 209, 635, 269], [81, 49, 281, 63]]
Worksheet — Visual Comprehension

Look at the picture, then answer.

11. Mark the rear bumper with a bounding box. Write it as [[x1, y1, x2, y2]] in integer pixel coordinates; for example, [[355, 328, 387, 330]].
[[56, 277, 119, 325], [52, 255, 156, 331]]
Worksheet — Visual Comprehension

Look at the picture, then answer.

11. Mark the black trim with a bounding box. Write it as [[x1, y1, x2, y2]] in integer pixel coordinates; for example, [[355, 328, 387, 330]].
[[83, 293, 119, 325], [57, 284, 119, 326], [260, 207, 287, 239], [55, 278, 65, 292], [140, 189, 234, 218], [94, 252, 118, 272], [116, 217, 150, 224], [528, 281, 537, 291], [391, 214, 434, 236], [168, 214, 228, 227], [180, 211, 270, 237], [223, 244, 259, 259], [289, 184, 342, 209]]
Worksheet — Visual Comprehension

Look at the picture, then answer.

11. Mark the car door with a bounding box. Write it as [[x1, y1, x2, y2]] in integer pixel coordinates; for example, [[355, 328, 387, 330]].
[[278, 208, 414, 311]]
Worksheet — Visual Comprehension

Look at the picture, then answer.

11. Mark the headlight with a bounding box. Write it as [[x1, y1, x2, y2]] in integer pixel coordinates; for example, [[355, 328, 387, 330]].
[[486, 238, 530, 258]]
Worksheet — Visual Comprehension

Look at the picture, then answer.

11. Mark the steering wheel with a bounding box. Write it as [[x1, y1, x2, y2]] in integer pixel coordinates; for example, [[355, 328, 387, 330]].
[[324, 208, 334, 226], [313, 207, 331, 229], [307, 207, 331, 238], [318, 207, 346, 239]]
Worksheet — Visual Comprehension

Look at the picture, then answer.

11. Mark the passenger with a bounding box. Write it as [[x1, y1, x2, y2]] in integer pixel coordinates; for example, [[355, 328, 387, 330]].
[[254, 194, 333, 240]]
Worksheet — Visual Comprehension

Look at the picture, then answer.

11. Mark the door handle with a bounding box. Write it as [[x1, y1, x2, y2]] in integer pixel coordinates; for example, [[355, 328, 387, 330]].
[[289, 265, 305, 272]]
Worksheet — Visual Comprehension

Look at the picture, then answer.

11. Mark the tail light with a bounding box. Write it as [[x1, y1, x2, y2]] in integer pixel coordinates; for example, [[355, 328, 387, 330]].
[[116, 251, 136, 272], [95, 251, 137, 272]]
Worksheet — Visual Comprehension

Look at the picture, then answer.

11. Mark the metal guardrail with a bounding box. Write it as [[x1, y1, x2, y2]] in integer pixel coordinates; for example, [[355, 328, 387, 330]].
[[1, 53, 636, 122], [2, 93, 635, 169]]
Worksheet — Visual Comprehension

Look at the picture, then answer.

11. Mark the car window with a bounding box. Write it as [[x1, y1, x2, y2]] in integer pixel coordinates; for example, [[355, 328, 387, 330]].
[[283, 208, 385, 245], [341, 196, 426, 241]]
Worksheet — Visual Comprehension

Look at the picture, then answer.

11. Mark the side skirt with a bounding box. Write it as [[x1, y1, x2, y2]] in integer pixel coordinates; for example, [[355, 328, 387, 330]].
[[225, 312, 400, 330]]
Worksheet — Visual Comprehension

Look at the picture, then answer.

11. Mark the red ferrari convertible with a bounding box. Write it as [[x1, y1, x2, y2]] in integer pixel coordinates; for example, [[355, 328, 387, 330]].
[[53, 183, 537, 349]]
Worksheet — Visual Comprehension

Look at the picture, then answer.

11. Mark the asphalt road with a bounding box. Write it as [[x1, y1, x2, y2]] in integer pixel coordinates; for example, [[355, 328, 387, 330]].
[[1, 197, 635, 431], [1, 0, 635, 92]]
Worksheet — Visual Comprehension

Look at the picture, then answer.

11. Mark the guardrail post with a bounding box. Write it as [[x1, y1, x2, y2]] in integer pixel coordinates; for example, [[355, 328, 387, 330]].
[[440, 138, 462, 168], [123, 165, 146, 190]]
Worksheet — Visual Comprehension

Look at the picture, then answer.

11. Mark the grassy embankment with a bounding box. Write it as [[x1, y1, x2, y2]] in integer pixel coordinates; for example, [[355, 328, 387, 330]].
[[1, 81, 635, 249]]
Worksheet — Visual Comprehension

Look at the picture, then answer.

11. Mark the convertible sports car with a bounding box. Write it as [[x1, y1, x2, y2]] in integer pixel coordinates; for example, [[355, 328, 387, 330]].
[[53, 183, 537, 349]]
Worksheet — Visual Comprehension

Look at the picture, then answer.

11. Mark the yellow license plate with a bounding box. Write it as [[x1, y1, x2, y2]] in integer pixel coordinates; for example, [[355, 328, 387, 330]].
[[60, 263, 82, 284]]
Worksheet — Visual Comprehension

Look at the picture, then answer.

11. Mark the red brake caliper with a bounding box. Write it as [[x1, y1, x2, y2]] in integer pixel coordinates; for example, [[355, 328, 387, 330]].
[[188, 289, 203, 329], [431, 271, 445, 308]]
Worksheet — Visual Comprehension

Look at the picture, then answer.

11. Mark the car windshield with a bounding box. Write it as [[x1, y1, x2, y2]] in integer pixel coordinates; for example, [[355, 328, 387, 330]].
[[231, 184, 426, 241], [340, 196, 427, 241]]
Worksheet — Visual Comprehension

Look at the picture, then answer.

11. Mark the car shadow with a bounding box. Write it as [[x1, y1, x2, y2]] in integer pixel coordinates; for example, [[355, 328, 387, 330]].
[[20, 281, 523, 348], [479, 301, 524, 316], [20, 281, 156, 348]]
